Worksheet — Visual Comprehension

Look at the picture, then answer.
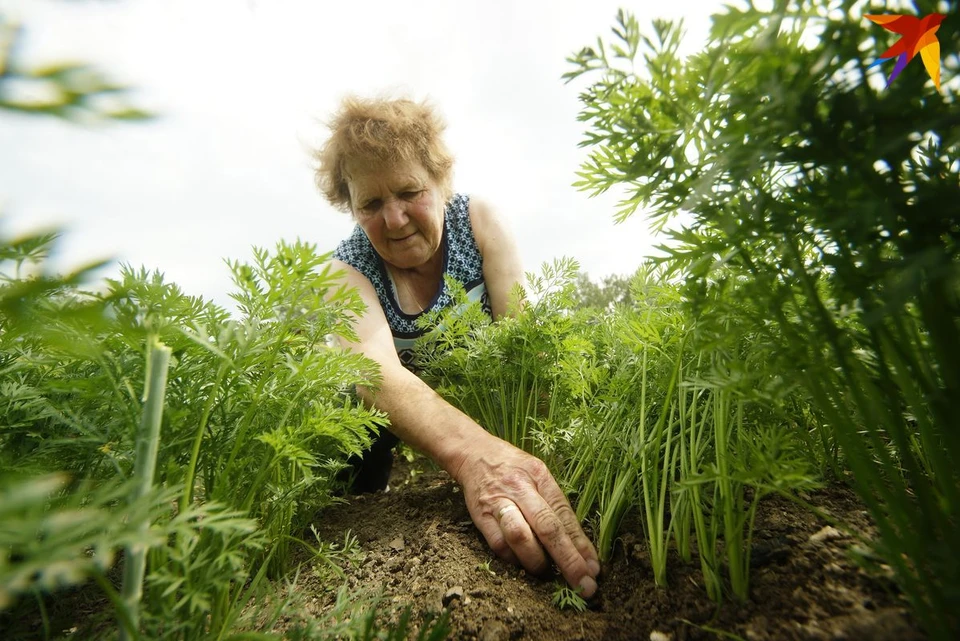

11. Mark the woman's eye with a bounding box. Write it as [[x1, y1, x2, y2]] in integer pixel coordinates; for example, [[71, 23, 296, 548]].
[[401, 190, 422, 200], [361, 200, 382, 213]]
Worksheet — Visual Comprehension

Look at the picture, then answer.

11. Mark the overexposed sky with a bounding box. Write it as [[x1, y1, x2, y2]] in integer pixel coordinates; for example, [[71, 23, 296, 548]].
[[1, 0, 723, 309]]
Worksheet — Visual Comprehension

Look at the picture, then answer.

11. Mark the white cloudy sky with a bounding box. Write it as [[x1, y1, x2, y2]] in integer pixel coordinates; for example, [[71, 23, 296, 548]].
[[1, 0, 724, 310]]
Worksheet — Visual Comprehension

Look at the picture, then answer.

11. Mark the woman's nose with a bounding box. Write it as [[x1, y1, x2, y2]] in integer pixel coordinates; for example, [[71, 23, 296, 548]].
[[382, 198, 409, 229]]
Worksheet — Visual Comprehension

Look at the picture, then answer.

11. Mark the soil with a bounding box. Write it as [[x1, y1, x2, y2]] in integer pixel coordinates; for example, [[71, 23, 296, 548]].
[[303, 456, 926, 641], [0, 457, 927, 641]]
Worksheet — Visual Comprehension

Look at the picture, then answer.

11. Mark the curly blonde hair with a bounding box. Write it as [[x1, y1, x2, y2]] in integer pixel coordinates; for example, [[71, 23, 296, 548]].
[[315, 95, 455, 213]]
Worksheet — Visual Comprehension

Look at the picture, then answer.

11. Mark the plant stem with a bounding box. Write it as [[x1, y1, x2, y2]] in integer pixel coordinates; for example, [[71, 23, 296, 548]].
[[180, 360, 228, 514], [640, 344, 681, 586], [119, 336, 172, 641]]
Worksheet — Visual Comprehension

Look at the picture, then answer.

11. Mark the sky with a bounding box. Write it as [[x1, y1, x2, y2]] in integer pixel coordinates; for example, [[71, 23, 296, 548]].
[[0, 0, 725, 311]]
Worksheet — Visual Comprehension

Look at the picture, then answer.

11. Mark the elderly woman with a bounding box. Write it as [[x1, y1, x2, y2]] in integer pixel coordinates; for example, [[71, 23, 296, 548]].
[[316, 96, 600, 598]]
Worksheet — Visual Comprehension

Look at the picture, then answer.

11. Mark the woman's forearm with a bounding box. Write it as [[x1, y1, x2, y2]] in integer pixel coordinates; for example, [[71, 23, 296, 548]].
[[357, 363, 494, 481]]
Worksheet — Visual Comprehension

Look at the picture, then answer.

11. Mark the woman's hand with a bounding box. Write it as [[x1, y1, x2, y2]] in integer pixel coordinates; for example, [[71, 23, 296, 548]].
[[451, 433, 601, 598]]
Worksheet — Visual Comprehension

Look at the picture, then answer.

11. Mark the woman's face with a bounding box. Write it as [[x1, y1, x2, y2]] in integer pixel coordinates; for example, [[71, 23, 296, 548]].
[[346, 161, 445, 271]]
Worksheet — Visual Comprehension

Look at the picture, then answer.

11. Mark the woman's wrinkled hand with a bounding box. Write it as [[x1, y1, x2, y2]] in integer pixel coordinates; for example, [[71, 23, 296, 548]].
[[451, 435, 601, 598]]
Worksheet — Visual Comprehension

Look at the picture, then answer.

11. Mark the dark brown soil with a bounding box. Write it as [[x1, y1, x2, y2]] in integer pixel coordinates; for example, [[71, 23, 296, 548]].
[[304, 457, 926, 641], [0, 459, 927, 641]]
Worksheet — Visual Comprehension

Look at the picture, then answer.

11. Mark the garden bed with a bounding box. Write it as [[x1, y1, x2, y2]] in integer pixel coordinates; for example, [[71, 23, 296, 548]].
[[305, 458, 924, 641]]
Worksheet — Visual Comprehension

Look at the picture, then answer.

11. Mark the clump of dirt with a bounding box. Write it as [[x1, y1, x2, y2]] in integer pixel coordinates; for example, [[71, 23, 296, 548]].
[[304, 458, 925, 641]]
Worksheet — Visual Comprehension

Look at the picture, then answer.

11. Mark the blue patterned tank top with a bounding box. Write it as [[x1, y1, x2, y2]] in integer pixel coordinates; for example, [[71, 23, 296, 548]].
[[333, 193, 493, 372]]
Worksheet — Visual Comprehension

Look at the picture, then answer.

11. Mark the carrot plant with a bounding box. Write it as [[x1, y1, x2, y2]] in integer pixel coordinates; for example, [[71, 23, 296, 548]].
[[620, 276, 686, 585], [561, 338, 645, 563], [576, 338, 681, 576], [0, 229, 415, 638], [568, 2, 959, 634], [0, 474, 173, 621], [415, 257, 583, 463], [557, 269, 689, 579], [673, 364, 722, 599]]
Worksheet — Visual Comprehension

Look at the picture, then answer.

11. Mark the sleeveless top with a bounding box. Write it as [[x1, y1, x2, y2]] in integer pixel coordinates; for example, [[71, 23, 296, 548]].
[[333, 193, 493, 372]]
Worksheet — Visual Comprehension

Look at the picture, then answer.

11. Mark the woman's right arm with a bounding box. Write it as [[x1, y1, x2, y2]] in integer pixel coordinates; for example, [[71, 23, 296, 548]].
[[325, 259, 599, 598], [325, 259, 491, 472]]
